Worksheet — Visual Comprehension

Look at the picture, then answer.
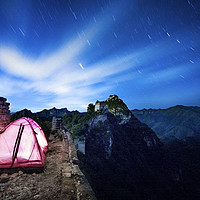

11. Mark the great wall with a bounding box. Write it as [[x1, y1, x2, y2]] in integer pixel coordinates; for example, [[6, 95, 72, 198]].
[[0, 97, 10, 131], [0, 97, 96, 200]]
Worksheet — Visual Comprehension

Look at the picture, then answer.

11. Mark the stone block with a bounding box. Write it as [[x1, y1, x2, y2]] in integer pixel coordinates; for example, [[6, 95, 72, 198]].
[[0, 97, 10, 130]]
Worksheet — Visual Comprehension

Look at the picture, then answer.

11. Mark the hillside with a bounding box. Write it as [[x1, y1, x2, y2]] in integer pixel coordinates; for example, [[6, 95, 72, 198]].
[[63, 96, 186, 200], [132, 105, 200, 140], [36, 107, 70, 121], [7, 100, 200, 199], [11, 107, 70, 121], [11, 107, 70, 138]]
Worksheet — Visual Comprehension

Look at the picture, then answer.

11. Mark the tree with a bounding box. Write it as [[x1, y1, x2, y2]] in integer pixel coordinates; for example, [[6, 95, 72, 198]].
[[87, 103, 95, 112]]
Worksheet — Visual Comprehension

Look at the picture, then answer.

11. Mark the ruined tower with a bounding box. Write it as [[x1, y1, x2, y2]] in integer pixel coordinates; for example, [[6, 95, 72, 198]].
[[0, 97, 10, 131], [52, 116, 62, 131]]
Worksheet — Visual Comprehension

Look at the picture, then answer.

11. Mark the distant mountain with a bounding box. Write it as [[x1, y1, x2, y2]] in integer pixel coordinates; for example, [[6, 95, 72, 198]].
[[10, 107, 70, 138], [11, 107, 70, 122], [11, 109, 35, 121], [35, 107, 70, 121], [132, 105, 200, 141]]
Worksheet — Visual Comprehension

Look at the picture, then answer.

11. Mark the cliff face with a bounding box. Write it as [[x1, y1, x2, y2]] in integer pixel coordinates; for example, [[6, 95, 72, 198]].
[[86, 112, 160, 161], [86, 95, 160, 159], [80, 96, 180, 200]]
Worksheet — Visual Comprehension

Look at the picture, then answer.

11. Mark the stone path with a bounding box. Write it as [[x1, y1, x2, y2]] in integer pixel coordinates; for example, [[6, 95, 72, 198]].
[[0, 132, 77, 200], [0, 130, 96, 200]]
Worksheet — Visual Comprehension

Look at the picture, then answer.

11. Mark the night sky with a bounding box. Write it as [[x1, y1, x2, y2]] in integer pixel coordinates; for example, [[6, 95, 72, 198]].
[[0, 0, 200, 112]]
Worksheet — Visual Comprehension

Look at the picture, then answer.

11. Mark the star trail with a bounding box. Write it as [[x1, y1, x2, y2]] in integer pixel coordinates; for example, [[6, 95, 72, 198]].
[[0, 0, 199, 111]]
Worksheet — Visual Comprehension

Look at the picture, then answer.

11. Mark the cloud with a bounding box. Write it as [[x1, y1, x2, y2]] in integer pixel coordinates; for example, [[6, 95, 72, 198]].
[[0, 76, 29, 96], [0, 0, 125, 81], [0, 1, 134, 111], [0, 31, 198, 112], [0, 37, 86, 81], [0, 0, 199, 111]]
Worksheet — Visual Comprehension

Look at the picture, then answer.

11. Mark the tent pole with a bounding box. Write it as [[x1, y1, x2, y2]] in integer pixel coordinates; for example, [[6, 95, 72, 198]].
[[11, 124, 24, 168]]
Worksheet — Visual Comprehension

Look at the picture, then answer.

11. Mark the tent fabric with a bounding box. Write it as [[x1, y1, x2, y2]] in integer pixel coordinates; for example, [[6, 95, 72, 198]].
[[0, 117, 48, 168]]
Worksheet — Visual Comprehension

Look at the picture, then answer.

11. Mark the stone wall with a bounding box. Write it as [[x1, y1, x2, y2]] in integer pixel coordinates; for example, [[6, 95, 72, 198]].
[[95, 101, 108, 112], [0, 97, 10, 131], [62, 127, 97, 200], [52, 116, 62, 131]]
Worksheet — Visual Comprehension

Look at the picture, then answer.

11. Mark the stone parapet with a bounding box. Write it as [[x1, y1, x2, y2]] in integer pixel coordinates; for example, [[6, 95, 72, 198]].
[[0, 97, 10, 131], [61, 127, 97, 200]]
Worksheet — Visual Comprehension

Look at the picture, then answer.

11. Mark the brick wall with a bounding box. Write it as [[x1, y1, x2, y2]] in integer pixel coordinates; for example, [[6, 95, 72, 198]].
[[0, 97, 10, 131]]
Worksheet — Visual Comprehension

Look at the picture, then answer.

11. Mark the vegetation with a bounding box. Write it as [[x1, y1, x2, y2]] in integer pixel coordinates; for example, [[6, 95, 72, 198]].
[[78, 114, 180, 200], [162, 138, 200, 199], [62, 111, 96, 139], [63, 103, 200, 200], [11, 109, 52, 139], [87, 103, 95, 112], [106, 97, 130, 116], [11, 104, 200, 199], [133, 105, 200, 140]]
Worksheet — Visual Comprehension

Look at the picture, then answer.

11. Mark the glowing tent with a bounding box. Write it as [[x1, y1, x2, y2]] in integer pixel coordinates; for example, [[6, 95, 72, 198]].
[[0, 117, 48, 168]]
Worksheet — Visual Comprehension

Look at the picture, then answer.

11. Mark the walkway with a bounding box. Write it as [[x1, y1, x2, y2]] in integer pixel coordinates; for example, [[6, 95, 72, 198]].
[[0, 130, 96, 200]]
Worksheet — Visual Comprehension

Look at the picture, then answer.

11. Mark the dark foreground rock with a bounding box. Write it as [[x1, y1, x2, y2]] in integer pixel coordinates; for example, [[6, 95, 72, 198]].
[[64, 96, 191, 200]]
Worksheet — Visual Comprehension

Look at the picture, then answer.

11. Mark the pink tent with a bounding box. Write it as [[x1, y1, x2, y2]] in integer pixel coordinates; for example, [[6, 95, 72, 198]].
[[0, 117, 48, 168]]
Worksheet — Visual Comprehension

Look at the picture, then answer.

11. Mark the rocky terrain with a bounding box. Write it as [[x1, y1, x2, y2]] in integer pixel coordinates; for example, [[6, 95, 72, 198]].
[[4, 97, 200, 200], [0, 131, 96, 200], [63, 95, 187, 200]]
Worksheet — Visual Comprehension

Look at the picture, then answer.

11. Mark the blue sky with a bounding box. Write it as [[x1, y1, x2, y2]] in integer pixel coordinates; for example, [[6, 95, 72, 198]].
[[0, 0, 200, 112]]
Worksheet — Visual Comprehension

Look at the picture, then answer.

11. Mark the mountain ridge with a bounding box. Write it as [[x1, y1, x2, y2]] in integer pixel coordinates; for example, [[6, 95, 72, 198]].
[[8, 99, 200, 199], [132, 105, 200, 140], [63, 95, 184, 200]]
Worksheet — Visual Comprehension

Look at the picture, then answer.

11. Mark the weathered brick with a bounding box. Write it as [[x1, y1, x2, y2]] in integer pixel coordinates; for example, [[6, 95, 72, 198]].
[[0, 97, 10, 130]]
